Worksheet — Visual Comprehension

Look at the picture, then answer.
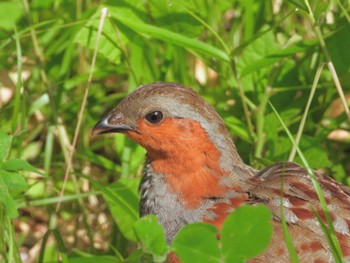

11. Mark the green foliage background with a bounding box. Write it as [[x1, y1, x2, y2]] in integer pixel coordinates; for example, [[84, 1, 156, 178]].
[[1, 0, 350, 262]]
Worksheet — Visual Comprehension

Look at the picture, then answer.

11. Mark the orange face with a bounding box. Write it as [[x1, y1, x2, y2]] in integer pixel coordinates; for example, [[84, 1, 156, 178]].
[[125, 117, 230, 208]]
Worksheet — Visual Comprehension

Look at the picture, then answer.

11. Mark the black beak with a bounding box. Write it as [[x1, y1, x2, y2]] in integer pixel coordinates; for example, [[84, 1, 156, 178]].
[[92, 115, 135, 136]]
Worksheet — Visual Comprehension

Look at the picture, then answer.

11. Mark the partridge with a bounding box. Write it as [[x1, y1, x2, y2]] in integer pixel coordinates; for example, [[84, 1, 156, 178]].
[[93, 82, 350, 262]]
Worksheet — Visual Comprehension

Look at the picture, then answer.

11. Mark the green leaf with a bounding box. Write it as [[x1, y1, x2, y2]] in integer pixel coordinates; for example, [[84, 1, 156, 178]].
[[286, 0, 308, 11], [171, 206, 273, 262], [294, 136, 332, 169], [0, 176, 18, 218], [0, 1, 23, 30], [0, 131, 11, 162], [107, 4, 229, 62], [134, 215, 169, 262], [172, 223, 220, 263], [104, 178, 140, 241], [1, 170, 28, 196], [148, 0, 204, 37], [237, 29, 280, 76], [221, 205, 273, 262], [0, 159, 45, 176], [224, 116, 252, 143], [125, 249, 143, 263], [78, 151, 120, 172], [326, 27, 350, 76], [74, 8, 123, 64]]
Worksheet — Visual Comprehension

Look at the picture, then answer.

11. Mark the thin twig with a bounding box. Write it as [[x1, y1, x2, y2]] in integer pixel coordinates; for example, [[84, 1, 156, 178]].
[[56, 7, 108, 212]]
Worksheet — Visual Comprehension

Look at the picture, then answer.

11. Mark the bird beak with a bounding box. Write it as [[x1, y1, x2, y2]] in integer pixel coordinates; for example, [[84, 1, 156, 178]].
[[92, 113, 136, 136]]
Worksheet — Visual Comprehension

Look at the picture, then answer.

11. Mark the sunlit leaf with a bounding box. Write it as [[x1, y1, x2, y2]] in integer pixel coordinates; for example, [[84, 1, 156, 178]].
[[134, 215, 169, 262], [0, 159, 44, 176], [0, 176, 18, 218], [172, 223, 220, 263], [221, 205, 273, 262], [0, 1, 23, 30], [1, 170, 27, 196], [74, 8, 124, 64]]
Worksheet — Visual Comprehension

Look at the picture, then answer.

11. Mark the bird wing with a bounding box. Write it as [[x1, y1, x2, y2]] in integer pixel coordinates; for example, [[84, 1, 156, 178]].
[[247, 161, 350, 262]]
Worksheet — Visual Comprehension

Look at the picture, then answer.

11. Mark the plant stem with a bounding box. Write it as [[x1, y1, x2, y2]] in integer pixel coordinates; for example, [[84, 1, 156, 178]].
[[56, 7, 108, 212], [254, 88, 271, 158], [304, 0, 350, 123], [288, 63, 324, 161], [184, 4, 255, 141]]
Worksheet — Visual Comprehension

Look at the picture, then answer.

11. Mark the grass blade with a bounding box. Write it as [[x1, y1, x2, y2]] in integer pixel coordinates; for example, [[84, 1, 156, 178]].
[[109, 10, 229, 62], [269, 101, 343, 262], [288, 63, 324, 161]]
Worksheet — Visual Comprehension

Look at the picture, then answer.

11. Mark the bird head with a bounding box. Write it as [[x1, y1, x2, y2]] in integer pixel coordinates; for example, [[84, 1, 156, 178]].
[[93, 82, 242, 167]]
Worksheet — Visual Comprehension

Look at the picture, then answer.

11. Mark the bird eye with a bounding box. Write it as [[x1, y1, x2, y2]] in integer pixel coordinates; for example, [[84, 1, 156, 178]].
[[145, 111, 163, 124]]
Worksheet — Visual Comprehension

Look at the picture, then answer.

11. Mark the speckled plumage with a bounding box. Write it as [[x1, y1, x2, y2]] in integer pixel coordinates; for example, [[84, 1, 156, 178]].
[[93, 82, 350, 263]]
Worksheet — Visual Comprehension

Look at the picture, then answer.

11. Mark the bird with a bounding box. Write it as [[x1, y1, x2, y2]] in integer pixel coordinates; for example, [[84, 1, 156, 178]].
[[92, 82, 350, 262]]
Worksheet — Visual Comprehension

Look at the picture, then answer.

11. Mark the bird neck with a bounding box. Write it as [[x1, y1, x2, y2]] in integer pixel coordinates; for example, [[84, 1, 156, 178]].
[[145, 121, 247, 208]]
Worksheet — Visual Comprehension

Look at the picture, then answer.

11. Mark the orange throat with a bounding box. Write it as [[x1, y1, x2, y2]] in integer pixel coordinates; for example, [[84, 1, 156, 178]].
[[128, 118, 230, 208]]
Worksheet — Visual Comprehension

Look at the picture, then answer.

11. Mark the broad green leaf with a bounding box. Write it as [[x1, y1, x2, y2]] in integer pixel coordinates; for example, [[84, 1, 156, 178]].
[[327, 27, 350, 75], [0, 176, 18, 218], [74, 8, 124, 64], [125, 249, 143, 263], [221, 205, 272, 262], [134, 215, 168, 262], [105, 0, 147, 24], [0, 131, 11, 162], [1, 170, 27, 196], [237, 29, 280, 76], [148, 0, 203, 37], [241, 56, 282, 77], [0, 159, 44, 176], [224, 116, 252, 143], [0, 1, 23, 30], [294, 136, 332, 169], [172, 223, 220, 263], [104, 178, 140, 241], [328, 164, 346, 184], [241, 36, 318, 77]]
